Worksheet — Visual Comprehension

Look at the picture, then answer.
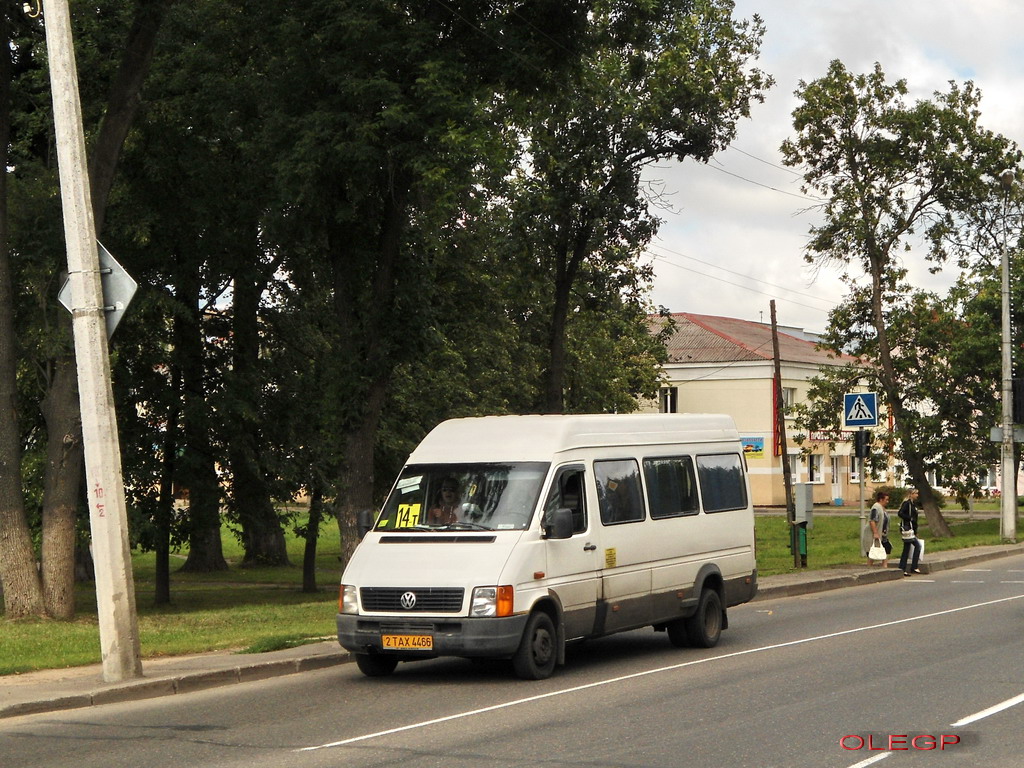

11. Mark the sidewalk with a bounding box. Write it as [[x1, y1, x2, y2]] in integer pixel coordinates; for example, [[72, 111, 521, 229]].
[[4, 542, 1024, 720]]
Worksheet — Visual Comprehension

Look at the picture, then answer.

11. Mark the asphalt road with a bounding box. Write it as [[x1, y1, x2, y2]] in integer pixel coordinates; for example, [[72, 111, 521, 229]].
[[4, 555, 1024, 768]]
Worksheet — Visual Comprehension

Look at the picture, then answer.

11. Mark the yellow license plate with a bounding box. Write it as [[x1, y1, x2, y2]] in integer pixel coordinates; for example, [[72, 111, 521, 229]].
[[382, 634, 433, 650]]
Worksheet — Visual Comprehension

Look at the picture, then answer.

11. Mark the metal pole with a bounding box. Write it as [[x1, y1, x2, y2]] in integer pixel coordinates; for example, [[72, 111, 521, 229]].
[[858, 429, 866, 548], [770, 301, 799, 567], [1000, 169, 1017, 542], [42, 0, 142, 681]]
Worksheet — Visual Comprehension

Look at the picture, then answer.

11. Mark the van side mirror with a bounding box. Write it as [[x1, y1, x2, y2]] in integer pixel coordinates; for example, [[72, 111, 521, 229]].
[[357, 509, 375, 540], [544, 508, 574, 540]]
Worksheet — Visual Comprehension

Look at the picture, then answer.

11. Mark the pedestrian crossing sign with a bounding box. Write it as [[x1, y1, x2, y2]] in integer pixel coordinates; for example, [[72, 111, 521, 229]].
[[843, 392, 878, 428]]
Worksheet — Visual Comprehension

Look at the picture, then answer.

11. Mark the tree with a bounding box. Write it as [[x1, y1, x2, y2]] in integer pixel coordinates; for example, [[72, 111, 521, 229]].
[[781, 60, 1015, 536], [506, 0, 770, 412], [0, 0, 173, 617]]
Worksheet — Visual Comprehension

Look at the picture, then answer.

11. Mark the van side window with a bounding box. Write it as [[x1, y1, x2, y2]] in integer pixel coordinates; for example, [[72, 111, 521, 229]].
[[594, 459, 645, 525], [643, 456, 700, 519], [544, 467, 587, 534], [696, 453, 747, 513]]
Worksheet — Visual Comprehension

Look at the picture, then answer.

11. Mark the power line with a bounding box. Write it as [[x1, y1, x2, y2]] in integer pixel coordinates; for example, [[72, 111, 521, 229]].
[[646, 243, 837, 310]]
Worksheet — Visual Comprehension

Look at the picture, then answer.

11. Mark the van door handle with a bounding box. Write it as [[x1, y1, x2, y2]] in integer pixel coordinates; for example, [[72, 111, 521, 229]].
[[583, 543, 597, 551]]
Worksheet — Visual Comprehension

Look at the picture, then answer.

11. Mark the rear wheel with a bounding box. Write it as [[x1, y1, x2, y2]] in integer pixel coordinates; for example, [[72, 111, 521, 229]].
[[666, 618, 691, 648], [354, 653, 398, 677], [512, 611, 557, 680], [685, 589, 723, 648]]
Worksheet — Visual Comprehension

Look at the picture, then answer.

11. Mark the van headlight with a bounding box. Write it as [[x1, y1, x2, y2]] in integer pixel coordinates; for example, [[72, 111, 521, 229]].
[[339, 584, 359, 615], [470, 585, 514, 617]]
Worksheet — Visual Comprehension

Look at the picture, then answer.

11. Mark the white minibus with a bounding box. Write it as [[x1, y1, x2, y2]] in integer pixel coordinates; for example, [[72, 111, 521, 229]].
[[337, 413, 757, 679]]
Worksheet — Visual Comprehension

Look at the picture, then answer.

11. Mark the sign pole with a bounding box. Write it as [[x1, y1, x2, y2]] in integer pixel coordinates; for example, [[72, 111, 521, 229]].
[[43, 0, 142, 681]]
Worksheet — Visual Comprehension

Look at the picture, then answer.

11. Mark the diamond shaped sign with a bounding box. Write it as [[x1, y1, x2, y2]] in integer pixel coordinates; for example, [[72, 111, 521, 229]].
[[57, 242, 138, 339]]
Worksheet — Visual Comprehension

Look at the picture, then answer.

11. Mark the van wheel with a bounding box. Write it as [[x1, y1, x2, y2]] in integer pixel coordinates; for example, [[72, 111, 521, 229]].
[[512, 612, 557, 680], [666, 618, 691, 648], [685, 589, 722, 648], [354, 653, 398, 677]]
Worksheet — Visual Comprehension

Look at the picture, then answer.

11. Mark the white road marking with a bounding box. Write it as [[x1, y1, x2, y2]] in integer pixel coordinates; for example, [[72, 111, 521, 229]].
[[952, 691, 1024, 727], [298, 592, 1024, 752], [951, 580, 985, 584], [847, 753, 890, 767]]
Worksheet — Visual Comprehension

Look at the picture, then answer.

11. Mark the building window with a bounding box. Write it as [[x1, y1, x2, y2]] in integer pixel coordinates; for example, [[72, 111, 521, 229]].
[[789, 454, 802, 480], [808, 454, 823, 483], [781, 387, 797, 408], [659, 387, 678, 414]]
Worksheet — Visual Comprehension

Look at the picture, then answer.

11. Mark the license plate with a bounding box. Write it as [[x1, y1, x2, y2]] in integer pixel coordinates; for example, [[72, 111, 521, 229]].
[[382, 634, 433, 650]]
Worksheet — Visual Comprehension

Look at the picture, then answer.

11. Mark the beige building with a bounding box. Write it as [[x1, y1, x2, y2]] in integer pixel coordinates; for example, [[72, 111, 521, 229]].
[[643, 312, 872, 507]]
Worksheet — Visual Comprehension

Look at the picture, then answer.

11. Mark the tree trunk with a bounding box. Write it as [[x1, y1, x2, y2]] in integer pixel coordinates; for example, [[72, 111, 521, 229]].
[[175, 274, 227, 573], [230, 261, 287, 567], [0, 9, 45, 618], [327, 177, 407, 570], [866, 247, 952, 537], [302, 487, 324, 594], [337, 379, 387, 569], [543, 226, 591, 414], [39, 353, 84, 619], [154, 375, 179, 604]]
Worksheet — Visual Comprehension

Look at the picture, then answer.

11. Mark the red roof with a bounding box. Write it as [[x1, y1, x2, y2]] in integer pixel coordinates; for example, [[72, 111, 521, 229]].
[[651, 313, 855, 366]]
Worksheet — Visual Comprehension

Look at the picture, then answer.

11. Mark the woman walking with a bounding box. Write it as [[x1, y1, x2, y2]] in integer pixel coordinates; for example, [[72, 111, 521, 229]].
[[898, 488, 922, 576], [866, 490, 891, 567]]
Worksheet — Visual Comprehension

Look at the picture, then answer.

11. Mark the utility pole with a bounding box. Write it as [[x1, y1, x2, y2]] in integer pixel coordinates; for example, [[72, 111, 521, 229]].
[[771, 301, 799, 568], [42, 0, 142, 681], [999, 169, 1018, 542]]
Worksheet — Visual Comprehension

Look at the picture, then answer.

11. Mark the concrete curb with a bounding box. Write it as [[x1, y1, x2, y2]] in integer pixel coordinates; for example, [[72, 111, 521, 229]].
[[0, 650, 352, 720], [754, 543, 1024, 601]]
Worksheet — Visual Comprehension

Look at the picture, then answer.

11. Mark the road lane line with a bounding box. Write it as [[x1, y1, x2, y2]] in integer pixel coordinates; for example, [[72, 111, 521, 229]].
[[298, 592, 1024, 752], [952, 691, 1024, 727], [847, 753, 890, 767]]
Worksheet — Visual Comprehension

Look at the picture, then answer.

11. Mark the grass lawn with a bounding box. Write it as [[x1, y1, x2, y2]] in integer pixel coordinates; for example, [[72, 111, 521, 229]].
[[0, 508, 1010, 675]]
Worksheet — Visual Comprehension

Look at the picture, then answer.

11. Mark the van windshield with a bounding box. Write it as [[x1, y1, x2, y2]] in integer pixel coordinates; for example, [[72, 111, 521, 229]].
[[375, 462, 550, 532]]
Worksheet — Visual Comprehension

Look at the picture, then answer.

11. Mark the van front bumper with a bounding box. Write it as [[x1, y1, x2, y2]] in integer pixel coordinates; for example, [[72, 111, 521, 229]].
[[337, 613, 529, 659]]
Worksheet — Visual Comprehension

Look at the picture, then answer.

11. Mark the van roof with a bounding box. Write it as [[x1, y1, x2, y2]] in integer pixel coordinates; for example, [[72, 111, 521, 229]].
[[407, 413, 740, 464]]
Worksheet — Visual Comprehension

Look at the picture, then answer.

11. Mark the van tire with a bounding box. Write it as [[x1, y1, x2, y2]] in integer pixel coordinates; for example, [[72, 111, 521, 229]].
[[512, 612, 557, 680], [685, 589, 723, 648], [666, 618, 691, 648], [355, 653, 398, 677]]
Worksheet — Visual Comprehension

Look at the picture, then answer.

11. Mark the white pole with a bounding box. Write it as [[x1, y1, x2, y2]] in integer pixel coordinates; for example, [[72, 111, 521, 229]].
[[999, 169, 1017, 542], [42, 0, 142, 681]]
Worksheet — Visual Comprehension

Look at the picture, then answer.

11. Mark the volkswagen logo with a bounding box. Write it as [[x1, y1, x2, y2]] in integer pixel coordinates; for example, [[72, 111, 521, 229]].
[[400, 591, 417, 610]]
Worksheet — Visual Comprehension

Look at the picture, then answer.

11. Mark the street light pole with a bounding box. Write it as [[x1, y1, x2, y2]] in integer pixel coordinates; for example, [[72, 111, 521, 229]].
[[999, 168, 1017, 542]]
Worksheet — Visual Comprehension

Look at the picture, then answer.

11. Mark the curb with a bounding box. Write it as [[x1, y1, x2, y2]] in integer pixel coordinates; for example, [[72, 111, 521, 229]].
[[0, 651, 352, 720], [754, 543, 1024, 601]]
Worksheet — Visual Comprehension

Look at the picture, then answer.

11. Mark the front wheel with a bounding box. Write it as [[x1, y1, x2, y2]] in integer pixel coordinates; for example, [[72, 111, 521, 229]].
[[512, 611, 557, 680], [354, 653, 398, 677], [685, 589, 723, 648]]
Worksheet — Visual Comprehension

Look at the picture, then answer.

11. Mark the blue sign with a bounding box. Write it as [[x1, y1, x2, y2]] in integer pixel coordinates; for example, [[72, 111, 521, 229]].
[[843, 392, 878, 427]]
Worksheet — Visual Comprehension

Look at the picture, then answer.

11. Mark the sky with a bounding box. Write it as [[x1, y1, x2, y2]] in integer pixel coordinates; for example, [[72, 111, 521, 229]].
[[643, 0, 1024, 333]]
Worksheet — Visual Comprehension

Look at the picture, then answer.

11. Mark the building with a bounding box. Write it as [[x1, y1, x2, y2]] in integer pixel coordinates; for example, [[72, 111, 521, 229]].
[[643, 312, 871, 507]]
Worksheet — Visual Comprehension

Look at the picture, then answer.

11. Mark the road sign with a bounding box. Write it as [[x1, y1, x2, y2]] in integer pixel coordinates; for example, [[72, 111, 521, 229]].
[[843, 392, 878, 428], [58, 242, 138, 338]]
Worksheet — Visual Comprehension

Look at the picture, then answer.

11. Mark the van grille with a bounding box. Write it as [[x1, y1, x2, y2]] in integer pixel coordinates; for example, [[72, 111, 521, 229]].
[[360, 587, 464, 613]]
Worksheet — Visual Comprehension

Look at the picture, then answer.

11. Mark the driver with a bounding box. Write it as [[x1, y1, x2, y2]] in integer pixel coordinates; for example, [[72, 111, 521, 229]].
[[426, 478, 460, 525]]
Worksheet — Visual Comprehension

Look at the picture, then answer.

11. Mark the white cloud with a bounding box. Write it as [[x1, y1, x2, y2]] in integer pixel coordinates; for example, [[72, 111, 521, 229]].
[[646, 0, 1024, 332]]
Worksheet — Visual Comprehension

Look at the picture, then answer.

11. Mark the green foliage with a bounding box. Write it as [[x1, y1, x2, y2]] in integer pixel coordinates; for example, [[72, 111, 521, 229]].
[[782, 60, 1018, 527]]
